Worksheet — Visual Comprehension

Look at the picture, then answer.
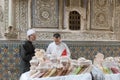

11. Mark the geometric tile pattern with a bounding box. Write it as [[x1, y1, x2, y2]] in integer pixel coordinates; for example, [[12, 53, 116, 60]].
[[0, 41, 20, 80], [67, 41, 120, 60], [0, 40, 120, 79]]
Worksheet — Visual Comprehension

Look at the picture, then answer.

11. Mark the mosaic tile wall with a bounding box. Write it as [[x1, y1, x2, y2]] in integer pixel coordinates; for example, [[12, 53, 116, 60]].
[[0, 41, 20, 80], [0, 40, 120, 80]]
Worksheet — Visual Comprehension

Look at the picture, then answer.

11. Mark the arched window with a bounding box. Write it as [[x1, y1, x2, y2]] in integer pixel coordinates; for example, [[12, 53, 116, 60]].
[[69, 11, 80, 30]]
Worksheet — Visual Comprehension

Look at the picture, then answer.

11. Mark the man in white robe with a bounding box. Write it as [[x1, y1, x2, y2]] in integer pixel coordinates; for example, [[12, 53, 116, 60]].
[[46, 33, 71, 57]]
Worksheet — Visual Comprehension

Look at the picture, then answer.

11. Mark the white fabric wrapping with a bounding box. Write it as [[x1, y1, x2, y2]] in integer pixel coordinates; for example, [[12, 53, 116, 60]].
[[91, 66, 105, 80], [20, 72, 30, 80], [91, 66, 120, 80], [105, 74, 120, 80], [19, 71, 92, 80]]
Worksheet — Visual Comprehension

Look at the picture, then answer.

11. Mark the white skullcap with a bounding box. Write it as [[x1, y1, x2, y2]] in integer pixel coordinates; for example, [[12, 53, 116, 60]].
[[27, 29, 35, 37]]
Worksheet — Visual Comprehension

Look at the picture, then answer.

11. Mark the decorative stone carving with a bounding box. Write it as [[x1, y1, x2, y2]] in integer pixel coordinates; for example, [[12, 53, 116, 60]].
[[116, 0, 120, 7], [96, 0, 107, 7], [31, 0, 58, 28], [2, 0, 120, 41], [114, 0, 120, 40], [0, 0, 4, 38], [41, 11, 49, 19], [0, 6, 3, 22], [19, 0, 28, 32], [4, 26, 18, 39], [91, 0, 112, 30], [39, 7, 51, 21], [95, 12, 108, 29], [70, 0, 80, 7], [96, 13, 106, 24], [36, 31, 116, 41], [4, 0, 9, 30], [41, 0, 50, 3], [15, 0, 20, 30]]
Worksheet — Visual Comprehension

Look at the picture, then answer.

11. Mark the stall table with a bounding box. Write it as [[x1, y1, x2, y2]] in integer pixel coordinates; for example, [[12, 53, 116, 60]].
[[20, 71, 92, 80]]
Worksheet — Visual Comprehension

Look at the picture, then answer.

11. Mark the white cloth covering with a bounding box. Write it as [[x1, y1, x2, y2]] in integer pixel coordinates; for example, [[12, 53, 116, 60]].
[[91, 66, 120, 80], [105, 74, 120, 80], [46, 42, 71, 57], [91, 66, 105, 80], [19, 71, 92, 80]]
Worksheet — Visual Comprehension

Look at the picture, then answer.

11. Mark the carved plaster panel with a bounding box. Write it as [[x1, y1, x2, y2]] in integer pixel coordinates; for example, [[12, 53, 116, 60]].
[[2, 0, 119, 41], [114, 0, 120, 40], [70, 0, 80, 7], [90, 0, 112, 30], [114, 0, 120, 32], [19, 0, 28, 31], [95, 0, 107, 8], [31, 0, 58, 28], [36, 31, 116, 41], [0, 0, 5, 38], [4, 0, 8, 31], [0, 6, 3, 22], [15, 0, 20, 30], [116, 0, 120, 7]]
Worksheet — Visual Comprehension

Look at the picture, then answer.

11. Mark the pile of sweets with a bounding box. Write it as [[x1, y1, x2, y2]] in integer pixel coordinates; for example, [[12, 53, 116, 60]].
[[29, 49, 93, 78], [94, 53, 120, 74]]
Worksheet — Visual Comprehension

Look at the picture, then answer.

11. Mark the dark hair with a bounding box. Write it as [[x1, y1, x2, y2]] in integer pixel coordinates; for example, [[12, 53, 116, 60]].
[[53, 33, 61, 38]]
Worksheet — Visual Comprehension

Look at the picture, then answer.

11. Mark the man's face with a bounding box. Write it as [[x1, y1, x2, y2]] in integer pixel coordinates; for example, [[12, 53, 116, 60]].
[[29, 33, 36, 41], [53, 37, 61, 45]]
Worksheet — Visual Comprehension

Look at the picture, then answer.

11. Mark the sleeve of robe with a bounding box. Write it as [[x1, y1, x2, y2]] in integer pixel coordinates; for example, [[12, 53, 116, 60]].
[[20, 42, 34, 62]]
